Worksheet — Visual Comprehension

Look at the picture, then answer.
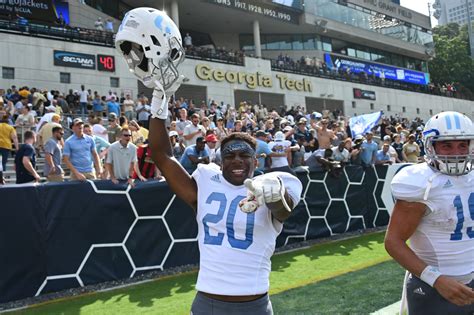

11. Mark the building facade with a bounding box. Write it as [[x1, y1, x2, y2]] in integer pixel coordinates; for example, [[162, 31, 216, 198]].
[[0, 0, 472, 121]]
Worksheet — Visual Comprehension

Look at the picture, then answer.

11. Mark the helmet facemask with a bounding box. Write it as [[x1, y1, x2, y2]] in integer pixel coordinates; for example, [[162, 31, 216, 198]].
[[425, 136, 474, 176], [118, 37, 185, 89]]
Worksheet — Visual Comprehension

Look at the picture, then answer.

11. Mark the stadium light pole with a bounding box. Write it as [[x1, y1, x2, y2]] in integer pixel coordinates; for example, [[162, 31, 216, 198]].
[[466, 0, 474, 58]]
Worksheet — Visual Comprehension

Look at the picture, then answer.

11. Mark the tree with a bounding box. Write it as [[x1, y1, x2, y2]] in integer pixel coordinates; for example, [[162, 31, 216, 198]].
[[429, 23, 474, 98]]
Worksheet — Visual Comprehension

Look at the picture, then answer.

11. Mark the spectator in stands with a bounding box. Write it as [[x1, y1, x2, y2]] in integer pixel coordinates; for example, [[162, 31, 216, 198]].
[[0, 160, 4, 185], [94, 17, 104, 31], [92, 94, 104, 117], [38, 114, 62, 152], [15, 104, 35, 128], [331, 141, 350, 164], [179, 136, 209, 173], [360, 131, 378, 168], [215, 117, 229, 145], [105, 18, 114, 32], [375, 143, 393, 165], [136, 97, 151, 129], [382, 135, 399, 164], [268, 131, 294, 175], [402, 134, 420, 163], [0, 113, 18, 172], [183, 113, 205, 147], [15, 130, 40, 184], [91, 116, 108, 141], [184, 33, 193, 49], [105, 127, 139, 186], [107, 95, 120, 117], [43, 126, 64, 182], [391, 133, 404, 163], [63, 118, 102, 181], [315, 119, 337, 149], [78, 85, 89, 118], [169, 130, 185, 161], [204, 133, 218, 163], [83, 123, 110, 163], [129, 120, 149, 145], [292, 135, 306, 168], [122, 94, 135, 122]]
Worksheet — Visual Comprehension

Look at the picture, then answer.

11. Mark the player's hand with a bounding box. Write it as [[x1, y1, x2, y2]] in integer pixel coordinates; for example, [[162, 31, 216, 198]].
[[239, 174, 284, 213], [75, 172, 87, 181], [434, 275, 474, 306]]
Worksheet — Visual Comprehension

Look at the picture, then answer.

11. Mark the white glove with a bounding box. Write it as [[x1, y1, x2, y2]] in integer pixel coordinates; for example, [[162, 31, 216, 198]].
[[150, 75, 185, 120], [239, 174, 286, 213]]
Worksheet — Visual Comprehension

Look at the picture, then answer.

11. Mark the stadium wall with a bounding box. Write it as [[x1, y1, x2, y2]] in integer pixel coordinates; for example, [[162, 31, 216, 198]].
[[0, 165, 395, 303], [1, 35, 473, 119]]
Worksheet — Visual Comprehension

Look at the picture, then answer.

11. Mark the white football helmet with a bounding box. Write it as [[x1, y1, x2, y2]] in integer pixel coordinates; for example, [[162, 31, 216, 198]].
[[115, 7, 185, 90], [423, 111, 474, 175]]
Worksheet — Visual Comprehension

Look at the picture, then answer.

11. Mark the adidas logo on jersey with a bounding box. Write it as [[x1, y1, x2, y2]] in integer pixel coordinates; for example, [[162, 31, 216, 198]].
[[443, 179, 453, 189], [413, 287, 425, 296], [210, 174, 221, 183]]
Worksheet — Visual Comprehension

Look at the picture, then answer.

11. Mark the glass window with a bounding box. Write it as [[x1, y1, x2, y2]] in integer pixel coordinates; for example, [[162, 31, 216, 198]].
[[402, 106, 406, 113], [240, 34, 254, 51], [348, 48, 356, 57], [279, 35, 292, 50], [110, 77, 120, 88], [2, 67, 14, 79], [291, 34, 303, 50], [302, 35, 315, 50], [321, 37, 332, 52], [370, 103, 374, 110], [387, 105, 391, 112], [265, 35, 281, 50], [60, 72, 70, 84], [352, 101, 356, 108]]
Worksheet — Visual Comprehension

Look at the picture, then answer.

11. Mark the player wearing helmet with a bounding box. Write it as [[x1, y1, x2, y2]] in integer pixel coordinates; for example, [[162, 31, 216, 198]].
[[385, 111, 474, 314], [115, 8, 302, 315]]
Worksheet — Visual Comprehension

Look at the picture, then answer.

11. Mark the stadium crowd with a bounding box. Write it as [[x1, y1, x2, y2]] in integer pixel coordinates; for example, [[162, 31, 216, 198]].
[[0, 84, 427, 185]]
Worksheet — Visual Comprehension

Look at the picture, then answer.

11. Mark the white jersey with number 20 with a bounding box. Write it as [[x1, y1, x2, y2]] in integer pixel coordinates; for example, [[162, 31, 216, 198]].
[[192, 163, 302, 295]]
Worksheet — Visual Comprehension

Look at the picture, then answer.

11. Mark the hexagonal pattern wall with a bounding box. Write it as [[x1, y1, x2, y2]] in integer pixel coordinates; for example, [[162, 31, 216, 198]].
[[0, 164, 397, 303]]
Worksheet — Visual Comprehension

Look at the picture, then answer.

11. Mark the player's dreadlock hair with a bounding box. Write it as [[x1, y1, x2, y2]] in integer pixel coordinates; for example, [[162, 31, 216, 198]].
[[220, 132, 257, 153]]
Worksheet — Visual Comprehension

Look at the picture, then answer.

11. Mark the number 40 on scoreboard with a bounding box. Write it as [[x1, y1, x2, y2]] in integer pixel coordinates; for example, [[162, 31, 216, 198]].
[[97, 54, 115, 72]]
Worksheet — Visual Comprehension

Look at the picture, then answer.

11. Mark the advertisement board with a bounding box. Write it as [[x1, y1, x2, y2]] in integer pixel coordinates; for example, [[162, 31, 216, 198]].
[[53, 50, 96, 70], [353, 88, 376, 100], [324, 53, 430, 85], [206, 0, 301, 24], [0, 0, 69, 25]]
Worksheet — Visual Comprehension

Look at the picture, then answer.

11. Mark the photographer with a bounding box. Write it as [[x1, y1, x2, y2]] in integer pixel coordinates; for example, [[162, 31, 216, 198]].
[[349, 136, 364, 166]]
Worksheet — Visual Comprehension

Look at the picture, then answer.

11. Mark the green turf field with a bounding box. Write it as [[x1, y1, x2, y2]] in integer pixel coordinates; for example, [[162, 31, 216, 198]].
[[9, 231, 405, 315]]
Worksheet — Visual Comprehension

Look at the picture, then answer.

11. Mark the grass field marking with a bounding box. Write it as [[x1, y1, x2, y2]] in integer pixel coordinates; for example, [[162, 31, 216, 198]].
[[5, 269, 200, 314], [269, 256, 393, 295], [276, 230, 386, 256]]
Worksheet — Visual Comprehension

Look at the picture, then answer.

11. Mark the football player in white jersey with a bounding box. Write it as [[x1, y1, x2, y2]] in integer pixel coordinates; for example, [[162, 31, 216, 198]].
[[115, 8, 302, 313], [385, 111, 474, 314]]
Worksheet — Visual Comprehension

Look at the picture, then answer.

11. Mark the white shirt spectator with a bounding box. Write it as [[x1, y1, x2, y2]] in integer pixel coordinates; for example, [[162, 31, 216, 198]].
[[92, 123, 108, 141], [79, 90, 89, 103], [136, 102, 151, 122], [268, 132, 291, 168], [331, 146, 350, 163]]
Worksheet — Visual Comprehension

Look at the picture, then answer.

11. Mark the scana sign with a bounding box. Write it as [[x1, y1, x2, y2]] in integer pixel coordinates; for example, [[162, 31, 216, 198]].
[[53, 50, 96, 69]]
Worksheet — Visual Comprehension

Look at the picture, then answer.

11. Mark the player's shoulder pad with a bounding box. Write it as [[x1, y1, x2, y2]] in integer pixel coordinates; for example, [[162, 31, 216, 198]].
[[191, 163, 221, 182], [391, 163, 435, 202]]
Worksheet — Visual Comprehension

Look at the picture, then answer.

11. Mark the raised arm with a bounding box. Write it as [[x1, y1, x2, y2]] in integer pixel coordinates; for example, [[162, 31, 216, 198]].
[[148, 96, 198, 210]]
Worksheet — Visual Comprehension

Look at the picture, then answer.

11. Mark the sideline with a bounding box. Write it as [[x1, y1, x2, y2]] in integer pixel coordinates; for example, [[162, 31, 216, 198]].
[[371, 300, 401, 315]]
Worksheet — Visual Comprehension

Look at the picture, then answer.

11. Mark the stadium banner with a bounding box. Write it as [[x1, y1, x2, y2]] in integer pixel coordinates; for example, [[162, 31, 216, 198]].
[[324, 53, 430, 85], [349, 111, 383, 138], [53, 50, 96, 70], [0, 165, 391, 303], [0, 0, 66, 24], [205, 0, 301, 24]]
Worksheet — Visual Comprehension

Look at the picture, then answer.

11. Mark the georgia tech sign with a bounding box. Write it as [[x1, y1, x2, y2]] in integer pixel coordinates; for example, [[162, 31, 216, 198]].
[[195, 64, 312, 92]]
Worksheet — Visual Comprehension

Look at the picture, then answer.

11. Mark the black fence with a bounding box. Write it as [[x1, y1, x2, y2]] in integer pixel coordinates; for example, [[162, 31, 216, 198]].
[[0, 164, 399, 304]]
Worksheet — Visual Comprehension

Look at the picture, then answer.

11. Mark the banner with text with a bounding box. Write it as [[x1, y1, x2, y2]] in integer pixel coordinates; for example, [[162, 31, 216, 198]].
[[324, 53, 430, 85]]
